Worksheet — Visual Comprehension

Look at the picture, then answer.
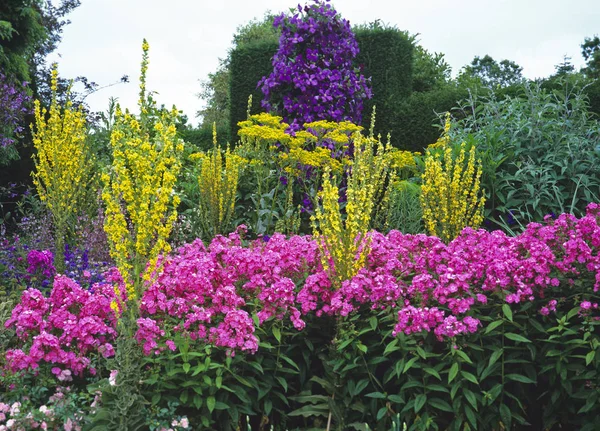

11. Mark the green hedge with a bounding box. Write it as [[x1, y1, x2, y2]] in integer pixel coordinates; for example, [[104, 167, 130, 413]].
[[391, 84, 468, 152], [228, 40, 278, 142], [228, 28, 415, 142], [354, 28, 414, 139]]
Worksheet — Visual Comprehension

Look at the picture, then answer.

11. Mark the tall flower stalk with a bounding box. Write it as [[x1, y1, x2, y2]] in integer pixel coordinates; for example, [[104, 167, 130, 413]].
[[312, 131, 392, 286], [31, 65, 95, 272], [420, 115, 485, 243], [101, 39, 183, 305]]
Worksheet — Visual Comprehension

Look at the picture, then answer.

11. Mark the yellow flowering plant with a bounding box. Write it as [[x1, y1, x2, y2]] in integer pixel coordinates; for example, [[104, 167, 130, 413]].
[[312, 131, 393, 286], [195, 123, 244, 239], [31, 64, 96, 272], [102, 39, 184, 303], [420, 114, 485, 243]]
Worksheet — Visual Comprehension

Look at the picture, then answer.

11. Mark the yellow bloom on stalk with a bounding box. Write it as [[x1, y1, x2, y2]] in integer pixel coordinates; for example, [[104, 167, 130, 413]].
[[102, 40, 183, 301], [312, 132, 393, 287], [31, 64, 96, 271], [196, 123, 244, 239], [420, 115, 485, 243]]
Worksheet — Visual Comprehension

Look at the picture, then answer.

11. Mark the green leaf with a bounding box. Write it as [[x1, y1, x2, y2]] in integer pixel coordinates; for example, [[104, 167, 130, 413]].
[[456, 349, 473, 364], [500, 403, 512, 429], [182, 363, 190, 373], [388, 394, 403, 404], [365, 392, 387, 399], [567, 307, 580, 320], [461, 371, 479, 385], [414, 394, 427, 413], [428, 397, 453, 412], [463, 388, 478, 411], [585, 350, 595, 366], [448, 363, 459, 384], [403, 356, 419, 374], [506, 374, 536, 384], [151, 393, 160, 405], [272, 326, 281, 343], [424, 367, 441, 380], [464, 405, 477, 428], [207, 396, 216, 413], [502, 304, 513, 322], [488, 348, 504, 369], [369, 316, 378, 331], [384, 339, 399, 355], [288, 404, 329, 417], [377, 407, 387, 421], [276, 376, 288, 393], [485, 320, 503, 334], [505, 332, 531, 343]]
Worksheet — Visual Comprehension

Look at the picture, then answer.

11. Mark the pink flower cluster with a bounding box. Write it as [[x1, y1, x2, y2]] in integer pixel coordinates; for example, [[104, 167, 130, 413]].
[[137, 231, 319, 355], [5, 204, 600, 372], [136, 205, 600, 352], [4, 275, 119, 375], [26, 250, 55, 279]]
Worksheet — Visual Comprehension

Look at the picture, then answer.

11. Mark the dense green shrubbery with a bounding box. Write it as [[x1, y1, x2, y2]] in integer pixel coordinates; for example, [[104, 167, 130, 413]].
[[450, 81, 600, 232], [229, 41, 279, 140]]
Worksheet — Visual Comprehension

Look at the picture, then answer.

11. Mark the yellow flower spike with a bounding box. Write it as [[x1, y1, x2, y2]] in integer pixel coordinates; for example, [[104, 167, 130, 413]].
[[196, 126, 243, 239], [312, 130, 394, 288], [102, 40, 183, 305], [420, 116, 485, 243], [31, 63, 96, 272]]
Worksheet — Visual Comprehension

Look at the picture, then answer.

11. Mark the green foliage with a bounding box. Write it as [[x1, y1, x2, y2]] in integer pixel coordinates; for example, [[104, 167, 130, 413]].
[[198, 12, 280, 132], [0, 0, 47, 82], [581, 35, 600, 79], [391, 84, 468, 152], [451, 81, 600, 231], [88, 334, 149, 431], [411, 45, 452, 93], [459, 55, 524, 89], [383, 180, 424, 234], [228, 40, 279, 141], [354, 23, 414, 141]]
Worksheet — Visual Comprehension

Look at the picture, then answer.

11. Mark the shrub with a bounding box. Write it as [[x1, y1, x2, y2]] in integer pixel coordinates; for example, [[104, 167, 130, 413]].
[[451, 81, 600, 232]]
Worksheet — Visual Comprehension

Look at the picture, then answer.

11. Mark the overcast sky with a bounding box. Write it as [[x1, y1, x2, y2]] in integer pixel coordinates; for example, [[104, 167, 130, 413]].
[[49, 0, 600, 125]]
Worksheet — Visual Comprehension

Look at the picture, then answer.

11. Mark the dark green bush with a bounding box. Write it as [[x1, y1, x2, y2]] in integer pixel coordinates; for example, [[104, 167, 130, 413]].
[[354, 26, 414, 139], [229, 41, 278, 141]]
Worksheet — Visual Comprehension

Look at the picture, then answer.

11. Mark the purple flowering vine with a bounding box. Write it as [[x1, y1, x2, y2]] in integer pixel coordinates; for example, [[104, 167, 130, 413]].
[[259, 0, 372, 130], [0, 73, 31, 152]]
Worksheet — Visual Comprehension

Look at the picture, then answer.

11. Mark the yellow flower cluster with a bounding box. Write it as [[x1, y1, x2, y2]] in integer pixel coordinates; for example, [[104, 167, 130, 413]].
[[102, 40, 184, 301], [420, 115, 485, 243], [237, 113, 357, 175], [31, 64, 96, 271], [386, 148, 420, 174], [196, 123, 244, 239], [428, 112, 452, 149], [312, 132, 393, 286]]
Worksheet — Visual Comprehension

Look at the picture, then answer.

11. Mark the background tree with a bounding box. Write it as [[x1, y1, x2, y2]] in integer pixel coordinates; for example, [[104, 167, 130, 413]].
[[460, 54, 524, 88], [581, 35, 600, 79]]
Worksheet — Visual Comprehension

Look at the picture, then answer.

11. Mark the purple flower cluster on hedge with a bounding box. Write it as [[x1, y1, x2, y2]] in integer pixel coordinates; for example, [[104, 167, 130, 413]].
[[0, 73, 31, 149], [259, 0, 372, 130]]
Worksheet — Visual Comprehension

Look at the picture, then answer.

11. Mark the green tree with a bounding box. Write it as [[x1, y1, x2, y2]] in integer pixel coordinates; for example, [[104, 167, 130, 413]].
[[460, 54, 524, 88], [581, 35, 600, 79], [412, 44, 452, 92], [196, 12, 280, 131]]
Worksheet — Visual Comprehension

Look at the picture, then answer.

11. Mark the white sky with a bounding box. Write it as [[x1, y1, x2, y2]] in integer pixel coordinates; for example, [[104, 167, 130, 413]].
[[49, 0, 600, 125]]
